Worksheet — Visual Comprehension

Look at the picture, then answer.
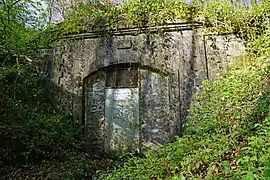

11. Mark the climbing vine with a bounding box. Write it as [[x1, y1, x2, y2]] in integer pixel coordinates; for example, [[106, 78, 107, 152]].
[[56, 0, 200, 34]]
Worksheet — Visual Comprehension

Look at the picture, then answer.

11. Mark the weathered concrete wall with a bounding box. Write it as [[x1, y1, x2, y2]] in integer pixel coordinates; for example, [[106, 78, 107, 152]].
[[140, 70, 170, 152], [205, 34, 246, 80], [45, 23, 245, 155], [84, 72, 106, 154]]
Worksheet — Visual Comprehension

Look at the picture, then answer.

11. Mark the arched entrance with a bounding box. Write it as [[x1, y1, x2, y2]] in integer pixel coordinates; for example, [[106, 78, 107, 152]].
[[84, 63, 140, 154]]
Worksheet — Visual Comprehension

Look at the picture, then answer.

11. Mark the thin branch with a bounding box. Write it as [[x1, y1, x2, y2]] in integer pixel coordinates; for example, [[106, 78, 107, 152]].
[[11, 0, 23, 6], [0, 0, 6, 5], [20, 55, 33, 62]]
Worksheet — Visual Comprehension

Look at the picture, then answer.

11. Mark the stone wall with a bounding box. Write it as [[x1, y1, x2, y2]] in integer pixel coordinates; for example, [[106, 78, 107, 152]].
[[205, 34, 246, 80], [140, 70, 170, 152], [45, 23, 245, 155], [84, 72, 106, 154]]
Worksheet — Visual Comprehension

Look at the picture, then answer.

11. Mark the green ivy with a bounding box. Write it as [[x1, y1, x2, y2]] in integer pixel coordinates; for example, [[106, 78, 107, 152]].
[[56, 0, 200, 35]]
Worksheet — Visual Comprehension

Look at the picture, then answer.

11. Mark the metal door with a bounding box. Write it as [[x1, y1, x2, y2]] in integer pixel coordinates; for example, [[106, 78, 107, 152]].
[[105, 88, 139, 153]]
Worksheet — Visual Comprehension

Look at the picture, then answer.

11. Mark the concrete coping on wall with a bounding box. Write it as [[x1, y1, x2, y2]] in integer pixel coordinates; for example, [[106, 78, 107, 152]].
[[63, 21, 203, 40]]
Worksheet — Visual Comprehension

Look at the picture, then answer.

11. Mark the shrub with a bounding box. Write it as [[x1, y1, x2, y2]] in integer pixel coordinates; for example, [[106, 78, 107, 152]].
[[0, 64, 86, 178]]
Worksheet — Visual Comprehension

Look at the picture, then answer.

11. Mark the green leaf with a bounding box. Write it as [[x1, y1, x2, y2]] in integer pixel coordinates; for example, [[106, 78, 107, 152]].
[[245, 172, 254, 180], [263, 169, 270, 178]]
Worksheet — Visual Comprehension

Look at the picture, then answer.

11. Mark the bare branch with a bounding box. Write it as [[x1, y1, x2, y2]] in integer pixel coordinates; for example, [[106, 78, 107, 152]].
[[20, 55, 33, 62]]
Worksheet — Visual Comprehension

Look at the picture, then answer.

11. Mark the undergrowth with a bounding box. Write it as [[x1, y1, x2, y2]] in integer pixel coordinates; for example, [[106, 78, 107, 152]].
[[0, 64, 90, 179]]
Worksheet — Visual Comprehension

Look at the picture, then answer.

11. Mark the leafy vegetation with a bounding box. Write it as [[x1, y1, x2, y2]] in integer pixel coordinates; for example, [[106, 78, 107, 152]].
[[56, 0, 200, 34], [0, 64, 88, 178], [1, 0, 270, 179], [0, 0, 87, 178]]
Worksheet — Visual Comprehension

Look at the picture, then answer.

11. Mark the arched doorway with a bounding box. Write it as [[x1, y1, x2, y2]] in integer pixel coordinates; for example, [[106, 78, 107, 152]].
[[104, 63, 139, 153], [84, 63, 140, 154]]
